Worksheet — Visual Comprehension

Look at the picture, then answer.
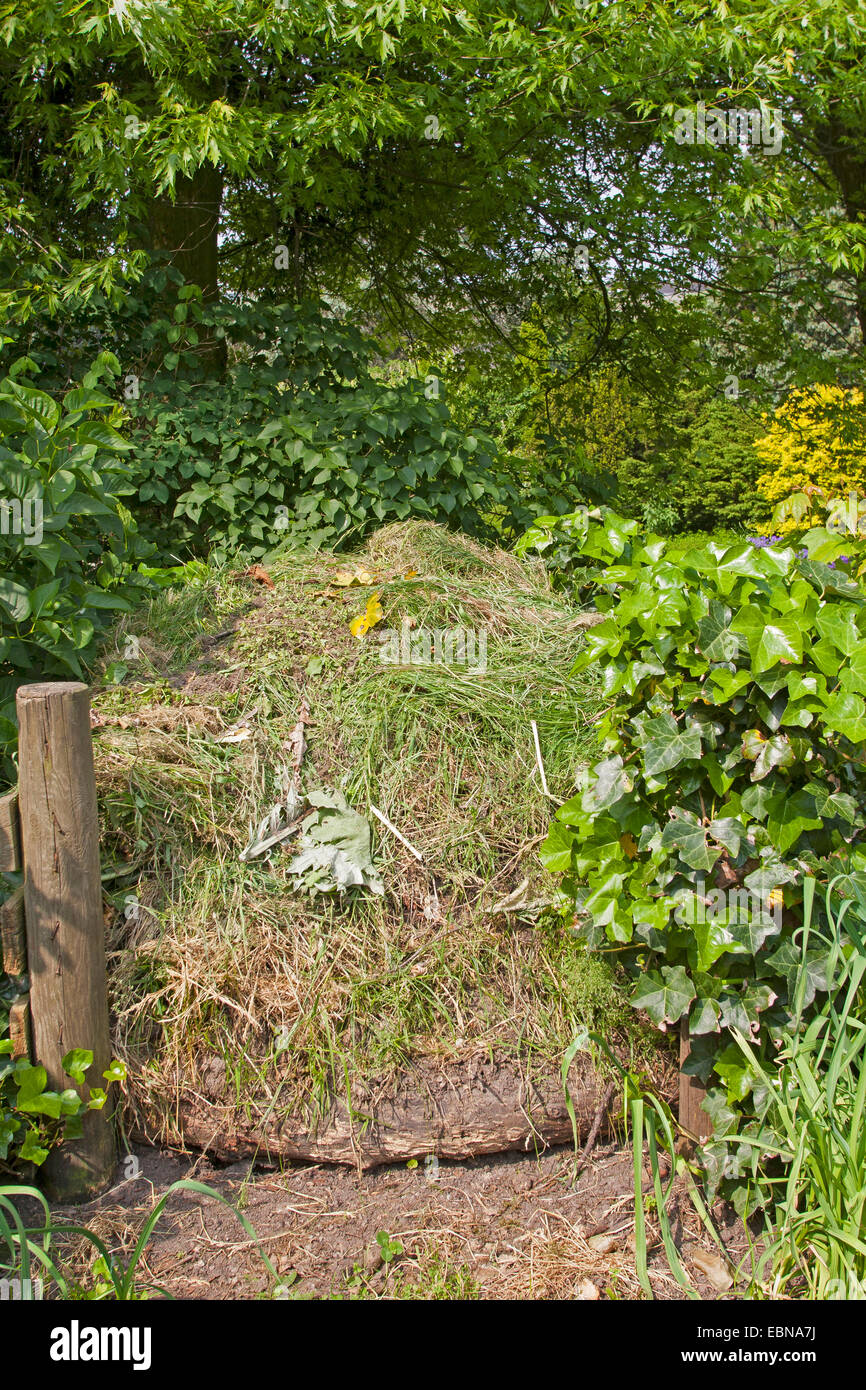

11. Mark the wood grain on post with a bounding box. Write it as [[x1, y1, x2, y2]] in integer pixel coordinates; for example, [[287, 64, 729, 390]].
[[16, 682, 115, 1200], [8, 997, 31, 1061], [679, 1017, 713, 1143], [1, 885, 26, 976], [0, 789, 21, 871]]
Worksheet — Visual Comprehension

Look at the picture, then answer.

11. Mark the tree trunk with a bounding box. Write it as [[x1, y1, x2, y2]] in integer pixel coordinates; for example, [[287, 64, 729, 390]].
[[148, 164, 226, 376], [818, 118, 866, 343]]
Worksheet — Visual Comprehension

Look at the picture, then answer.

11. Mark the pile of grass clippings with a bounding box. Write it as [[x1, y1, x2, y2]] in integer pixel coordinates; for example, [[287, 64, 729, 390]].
[[90, 523, 666, 1147]]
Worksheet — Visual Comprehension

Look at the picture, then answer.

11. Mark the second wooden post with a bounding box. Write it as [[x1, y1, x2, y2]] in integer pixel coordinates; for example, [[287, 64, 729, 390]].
[[16, 681, 115, 1201], [679, 1017, 713, 1144]]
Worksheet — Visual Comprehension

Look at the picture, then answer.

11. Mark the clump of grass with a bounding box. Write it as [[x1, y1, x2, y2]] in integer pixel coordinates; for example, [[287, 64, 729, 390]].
[[91, 522, 662, 1139], [732, 876, 866, 1300]]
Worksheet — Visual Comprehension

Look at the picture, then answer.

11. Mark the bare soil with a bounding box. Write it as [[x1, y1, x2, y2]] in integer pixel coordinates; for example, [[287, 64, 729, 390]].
[[46, 1139, 745, 1301]]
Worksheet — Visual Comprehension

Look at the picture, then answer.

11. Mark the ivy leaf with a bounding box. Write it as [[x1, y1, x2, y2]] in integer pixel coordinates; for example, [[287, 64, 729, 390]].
[[540, 821, 573, 872], [679, 1031, 720, 1084], [743, 857, 799, 896], [62, 1048, 94, 1085], [661, 815, 720, 872], [690, 918, 747, 971], [18, 1127, 50, 1166], [707, 667, 752, 701], [726, 912, 782, 954], [806, 782, 857, 823], [713, 1043, 754, 1102], [583, 755, 633, 813], [696, 600, 740, 661], [641, 714, 702, 775], [14, 1063, 47, 1104], [584, 871, 632, 941], [718, 984, 776, 1035], [823, 691, 866, 742], [815, 605, 862, 657], [700, 1087, 738, 1135], [843, 647, 866, 694], [630, 965, 695, 1030], [765, 789, 822, 855], [754, 734, 794, 781], [740, 782, 774, 820], [763, 939, 828, 1007], [732, 608, 803, 670], [690, 995, 723, 1035], [708, 816, 745, 855]]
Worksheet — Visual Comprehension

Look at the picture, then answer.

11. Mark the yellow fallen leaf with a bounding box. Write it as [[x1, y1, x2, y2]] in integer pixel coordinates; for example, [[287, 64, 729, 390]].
[[620, 832, 638, 860], [349, 593, 384, 638], [334, 566, 376, 587]]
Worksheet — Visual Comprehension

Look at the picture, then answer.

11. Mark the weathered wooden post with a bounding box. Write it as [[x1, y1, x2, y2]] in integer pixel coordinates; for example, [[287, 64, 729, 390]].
[[679, 1018, 712, 1143], [16, 681, 115, 1201], [0, 791, 29, 1057]]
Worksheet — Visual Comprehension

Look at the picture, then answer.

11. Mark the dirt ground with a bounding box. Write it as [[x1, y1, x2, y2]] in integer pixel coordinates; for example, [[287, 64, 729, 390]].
[[46, 1140, 745, 1301]]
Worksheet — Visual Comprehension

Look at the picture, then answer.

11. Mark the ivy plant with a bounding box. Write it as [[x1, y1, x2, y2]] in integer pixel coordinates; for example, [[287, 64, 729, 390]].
[[0, 1042, 126, 1175], [529, 508, 866, 1155]]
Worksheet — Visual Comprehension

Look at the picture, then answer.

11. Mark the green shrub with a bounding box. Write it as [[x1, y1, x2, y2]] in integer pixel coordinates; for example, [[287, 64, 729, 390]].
[[0, 364, 155, 780], [121, 293, 514, 560], [514, 507, 604, 598], [614, 392, 770, 535], [532, 509, 866, 1178]]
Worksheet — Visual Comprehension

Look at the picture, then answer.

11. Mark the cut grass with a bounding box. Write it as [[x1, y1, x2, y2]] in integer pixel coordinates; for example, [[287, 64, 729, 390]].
[[90, 522, 665, 1142]]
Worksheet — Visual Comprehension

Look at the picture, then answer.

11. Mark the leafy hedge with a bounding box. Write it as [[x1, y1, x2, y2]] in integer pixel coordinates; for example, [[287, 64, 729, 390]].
[[528, 509, 866, 1178], [0, 363, 155, 780], [614, 390, 771, 536], [120, 288, 515, 559]]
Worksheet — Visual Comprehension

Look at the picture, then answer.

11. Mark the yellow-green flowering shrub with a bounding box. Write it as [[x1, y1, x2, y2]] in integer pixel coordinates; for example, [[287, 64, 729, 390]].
[[755, 385, 866, 532]]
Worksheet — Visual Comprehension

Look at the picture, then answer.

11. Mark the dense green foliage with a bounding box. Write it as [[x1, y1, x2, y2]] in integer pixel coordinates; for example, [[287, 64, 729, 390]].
[[3, 0, 866, 1249], [529, 510, 866, 1181], [437, 328, 774, 536], [0, 366, 155, 778], [122, 291, 513, 558], [613, 392, 771, 536]]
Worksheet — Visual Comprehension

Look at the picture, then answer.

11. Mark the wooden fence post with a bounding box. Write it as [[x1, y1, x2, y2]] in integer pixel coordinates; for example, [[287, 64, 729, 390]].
[[16, 681, 115, 1201], [679, 1017, 712, 1143], [0, 791, 30, 1059]]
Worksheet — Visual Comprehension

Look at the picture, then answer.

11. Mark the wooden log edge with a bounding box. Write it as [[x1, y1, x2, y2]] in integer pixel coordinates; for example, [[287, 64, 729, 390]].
[[9, 996, 31, 1061], [131, 1056, 626, 1171]]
